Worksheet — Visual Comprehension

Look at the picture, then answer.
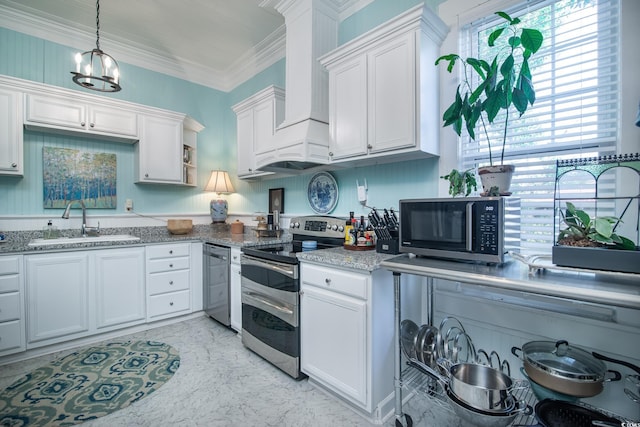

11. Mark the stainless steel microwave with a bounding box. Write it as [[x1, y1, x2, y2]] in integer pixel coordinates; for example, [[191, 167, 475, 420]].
[[398, 197, 520, 264]]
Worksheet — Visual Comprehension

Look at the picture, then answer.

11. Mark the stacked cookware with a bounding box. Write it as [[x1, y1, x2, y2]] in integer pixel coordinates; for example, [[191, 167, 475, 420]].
[[400, 316, 531, 426], [401, 318, 636, 426]]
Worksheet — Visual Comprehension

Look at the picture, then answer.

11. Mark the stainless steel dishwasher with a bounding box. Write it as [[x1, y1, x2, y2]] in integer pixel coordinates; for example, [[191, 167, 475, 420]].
[[203, 243, 230, 326]]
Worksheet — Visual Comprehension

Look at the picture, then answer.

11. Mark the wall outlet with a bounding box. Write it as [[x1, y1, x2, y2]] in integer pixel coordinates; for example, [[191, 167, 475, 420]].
[[125, 199, 133, 212]]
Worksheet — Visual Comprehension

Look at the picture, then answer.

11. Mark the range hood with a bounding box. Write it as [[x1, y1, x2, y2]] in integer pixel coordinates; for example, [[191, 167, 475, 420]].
[[257, 0, 339, 174]]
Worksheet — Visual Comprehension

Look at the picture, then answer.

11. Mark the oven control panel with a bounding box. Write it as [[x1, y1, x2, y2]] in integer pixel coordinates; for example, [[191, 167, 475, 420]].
[[289, 215, 346, 239]]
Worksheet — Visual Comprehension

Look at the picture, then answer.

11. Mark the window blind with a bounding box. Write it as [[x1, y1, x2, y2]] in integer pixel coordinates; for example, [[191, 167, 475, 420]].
[[459, 0, 620, 254]]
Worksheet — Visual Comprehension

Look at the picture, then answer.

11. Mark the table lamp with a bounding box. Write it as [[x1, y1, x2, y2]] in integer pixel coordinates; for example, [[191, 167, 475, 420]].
[[204, 170, 235, 223]]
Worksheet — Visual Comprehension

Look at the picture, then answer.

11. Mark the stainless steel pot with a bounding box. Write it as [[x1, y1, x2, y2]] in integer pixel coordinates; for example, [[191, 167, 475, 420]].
[[448, 362, 515, 412], [511, 340, 621, 397], [446, 388, 531, 427], [429, 359, 517, 413]]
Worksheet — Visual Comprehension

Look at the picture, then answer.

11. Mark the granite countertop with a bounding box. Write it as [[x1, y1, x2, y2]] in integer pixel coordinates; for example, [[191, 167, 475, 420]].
[[0, 224, 291, 254], [296, 246, 398, 272], [0, 224, 395, 272]]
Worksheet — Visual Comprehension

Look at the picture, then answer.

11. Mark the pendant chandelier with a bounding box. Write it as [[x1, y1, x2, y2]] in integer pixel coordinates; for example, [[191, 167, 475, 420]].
[[70, 0, 121, 92]]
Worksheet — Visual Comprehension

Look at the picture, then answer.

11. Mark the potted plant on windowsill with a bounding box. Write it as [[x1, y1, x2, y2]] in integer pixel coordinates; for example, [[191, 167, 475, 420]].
[[436, 12, 544, 196], [441, 168, 477, 197], [553, 202, 639, 274]]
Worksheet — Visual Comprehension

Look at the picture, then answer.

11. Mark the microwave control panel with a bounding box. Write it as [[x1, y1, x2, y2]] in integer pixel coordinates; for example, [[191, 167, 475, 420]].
[[475, 201, 499, 254]]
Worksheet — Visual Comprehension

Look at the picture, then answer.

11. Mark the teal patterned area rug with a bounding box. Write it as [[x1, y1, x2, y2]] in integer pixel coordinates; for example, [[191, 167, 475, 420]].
[[0, 340, 180, 426]]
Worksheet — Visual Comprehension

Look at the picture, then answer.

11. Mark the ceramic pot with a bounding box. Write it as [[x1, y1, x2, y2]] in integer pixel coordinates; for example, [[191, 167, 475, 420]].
[[478, 165, 515, 195]]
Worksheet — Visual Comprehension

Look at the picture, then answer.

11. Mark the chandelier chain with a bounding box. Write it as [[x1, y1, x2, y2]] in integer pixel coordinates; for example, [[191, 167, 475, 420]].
[[95, 0, 101, 50]]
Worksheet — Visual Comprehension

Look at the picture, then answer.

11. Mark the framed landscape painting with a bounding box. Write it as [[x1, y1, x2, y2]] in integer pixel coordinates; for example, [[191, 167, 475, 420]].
[[43, 147, 117, 209]]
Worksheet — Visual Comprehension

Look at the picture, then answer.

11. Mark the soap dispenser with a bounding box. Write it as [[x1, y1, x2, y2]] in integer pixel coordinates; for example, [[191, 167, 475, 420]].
[[43, 220, 58, 239]]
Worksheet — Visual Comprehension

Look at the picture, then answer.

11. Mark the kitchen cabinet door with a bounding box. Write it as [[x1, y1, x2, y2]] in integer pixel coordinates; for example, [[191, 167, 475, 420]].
[[0, 87, 23, 176], [301, 277, 367, 407], [24, 93, 138, 141], [367, 32, 416, 154], [94, 248, 146, 330], [229, 248, 242, 332], [136, 114, 183, 184], [327, 55, 368, 160], [26, 253, 90, 345], [233, 86, 283, 179]]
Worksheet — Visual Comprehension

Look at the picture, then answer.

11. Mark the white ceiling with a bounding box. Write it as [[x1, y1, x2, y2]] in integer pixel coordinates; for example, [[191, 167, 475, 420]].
[[0, 0, 370, 91]]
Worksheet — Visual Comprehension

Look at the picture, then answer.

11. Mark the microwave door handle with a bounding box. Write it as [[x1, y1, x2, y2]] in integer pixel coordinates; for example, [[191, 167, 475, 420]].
[[466, 202, 474, 251]]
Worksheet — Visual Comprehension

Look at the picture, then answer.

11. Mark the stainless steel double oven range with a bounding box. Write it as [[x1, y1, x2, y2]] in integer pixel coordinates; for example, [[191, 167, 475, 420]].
[[240, 215, 346, 379]]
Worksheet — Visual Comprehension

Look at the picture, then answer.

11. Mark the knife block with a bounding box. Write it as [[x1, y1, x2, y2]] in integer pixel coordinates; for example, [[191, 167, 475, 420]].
[[376, 237, 399, 254]]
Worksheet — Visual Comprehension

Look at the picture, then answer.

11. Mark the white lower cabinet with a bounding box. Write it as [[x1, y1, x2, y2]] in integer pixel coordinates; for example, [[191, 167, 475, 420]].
[[229, 247, 242, 332], [26, 252, 91, 345], [25, 248, 146, 348], [0, 255, 25, 356], [146, 243, 193, 321], [94, 248, 146, 330], [300, 262, 395, 419]]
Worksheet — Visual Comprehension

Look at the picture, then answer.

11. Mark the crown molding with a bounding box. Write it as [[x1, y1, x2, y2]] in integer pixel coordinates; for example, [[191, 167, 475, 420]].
[[0, 3, 285, 92]]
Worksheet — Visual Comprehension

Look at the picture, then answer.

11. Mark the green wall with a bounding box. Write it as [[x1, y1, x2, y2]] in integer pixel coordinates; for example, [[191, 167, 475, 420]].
[[0, 0, 440, 220]]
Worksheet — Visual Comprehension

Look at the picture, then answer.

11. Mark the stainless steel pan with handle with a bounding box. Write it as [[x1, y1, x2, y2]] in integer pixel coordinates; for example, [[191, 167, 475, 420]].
[[511, 340, 621, 397]]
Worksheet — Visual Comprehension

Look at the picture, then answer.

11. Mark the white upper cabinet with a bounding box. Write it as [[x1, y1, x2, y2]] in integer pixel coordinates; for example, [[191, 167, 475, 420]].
[[0, 87, 23, 176], [24, 92, 138, 142], [136, 114, 183, 184], [0, 75, 202, 186], [320, 4, 448, 166], [232, 86, 285, 179], [135, 114, 203, 185]]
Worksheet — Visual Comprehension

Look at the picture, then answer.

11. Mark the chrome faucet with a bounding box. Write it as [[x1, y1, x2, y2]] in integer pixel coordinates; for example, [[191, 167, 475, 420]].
[[61, 200, 100, 237]]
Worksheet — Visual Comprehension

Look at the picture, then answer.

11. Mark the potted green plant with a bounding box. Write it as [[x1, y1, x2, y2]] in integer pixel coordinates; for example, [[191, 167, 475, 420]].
[[553, 202, 639, 273], [441, 168, 477, 197], [436, 12, 544, 195]]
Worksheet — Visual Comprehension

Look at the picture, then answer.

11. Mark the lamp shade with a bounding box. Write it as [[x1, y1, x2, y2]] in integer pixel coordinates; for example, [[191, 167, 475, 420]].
[[204, 170, 235, 223], [204, 170, 235, 193]]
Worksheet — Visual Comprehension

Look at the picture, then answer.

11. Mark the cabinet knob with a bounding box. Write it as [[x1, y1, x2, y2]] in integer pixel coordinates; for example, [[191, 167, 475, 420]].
[[367, 144, 372, 149], [169, 250, 173, 254], [248, 168, 253, 172], [325, 278, 331, 285], [169, 263, 174, 268], [169, 280, 174, 285], [329, 152, 333, 157], [145, 173, 149, 178], [81, 121, 86, 127], [90, 122, 95, 128], [169, 302, 174, 306], [11, 163, 17, 168]]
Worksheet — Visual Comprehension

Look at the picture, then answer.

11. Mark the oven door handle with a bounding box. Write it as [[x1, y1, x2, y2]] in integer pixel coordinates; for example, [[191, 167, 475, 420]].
[[243, 291, 294, 315], [241, 256, 296, 278]]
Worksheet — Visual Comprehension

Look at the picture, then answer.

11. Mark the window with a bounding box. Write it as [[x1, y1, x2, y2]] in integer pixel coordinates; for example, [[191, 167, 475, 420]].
[[459, 0, 620, 254]]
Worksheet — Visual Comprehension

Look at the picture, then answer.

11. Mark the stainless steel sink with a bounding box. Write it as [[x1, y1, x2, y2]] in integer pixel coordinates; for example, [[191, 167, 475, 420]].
[[28, 234, 140, 246]]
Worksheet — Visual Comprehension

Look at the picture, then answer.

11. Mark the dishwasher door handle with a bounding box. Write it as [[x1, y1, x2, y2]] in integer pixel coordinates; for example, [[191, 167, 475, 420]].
[[208, 253, 228, 261]]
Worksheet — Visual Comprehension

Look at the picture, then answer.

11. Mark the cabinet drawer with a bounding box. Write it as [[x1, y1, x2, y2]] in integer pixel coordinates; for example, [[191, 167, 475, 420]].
[[146, 244, 190, 259], [147, 270, 190, 295], [0, 257, 20, 275], [148, 290, 190, 318], [0, 275, 20, 293], [0, 292, 20, 322], [301, 264, 368, 300], [147, 257, 190, 273], [0, 320, 22, 352]]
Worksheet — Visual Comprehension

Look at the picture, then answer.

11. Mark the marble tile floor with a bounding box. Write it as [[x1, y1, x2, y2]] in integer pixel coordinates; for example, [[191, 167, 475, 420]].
[[0, 316, 453, 427]]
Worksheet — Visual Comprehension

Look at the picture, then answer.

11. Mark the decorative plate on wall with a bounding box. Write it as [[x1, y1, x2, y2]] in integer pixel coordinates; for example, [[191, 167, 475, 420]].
[[307, 172, 338, 214]]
